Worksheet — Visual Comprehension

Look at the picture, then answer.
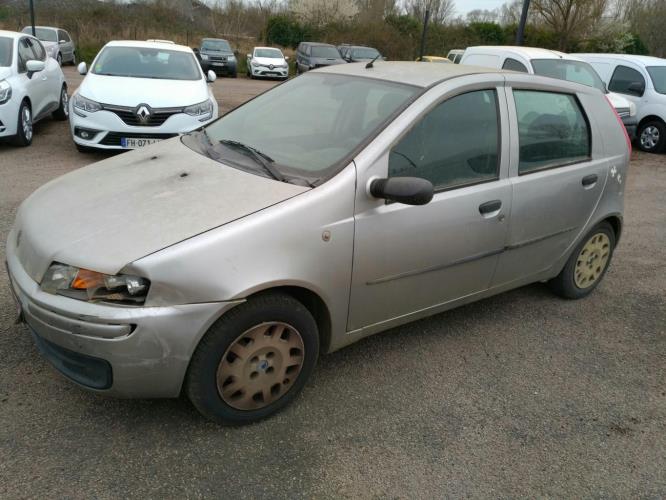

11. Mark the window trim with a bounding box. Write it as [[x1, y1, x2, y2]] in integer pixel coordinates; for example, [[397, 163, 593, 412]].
[[511, 89, 593, 176], [609, 64, 646, 97], [387, 87, 503, 195]]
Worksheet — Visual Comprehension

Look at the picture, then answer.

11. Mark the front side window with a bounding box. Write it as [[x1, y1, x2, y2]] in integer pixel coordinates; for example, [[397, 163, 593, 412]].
[[58, 30, 70, 42], [503, 58, 528, 73], [199, 73, 418, 182], [646, 66, 666, 94], [31, 39, 46, 61], [0, 37, 12, 67], [513, 90, 590, 174], [388, 90, 500, 191], [17, 38, 34, 72], [92, 46, 201, 80], [609, 65, 646, 96], [532, 59, 606, 92]]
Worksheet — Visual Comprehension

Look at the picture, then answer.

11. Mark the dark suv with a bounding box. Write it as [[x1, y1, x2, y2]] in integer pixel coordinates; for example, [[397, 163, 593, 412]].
[[197, 38, 237, 77], [295, 42, 345, 75]]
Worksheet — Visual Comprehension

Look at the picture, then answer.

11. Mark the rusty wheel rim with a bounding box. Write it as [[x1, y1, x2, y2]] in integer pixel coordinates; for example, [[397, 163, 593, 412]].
[[216, 322, 305, 411], [574, 232, 611, 289]]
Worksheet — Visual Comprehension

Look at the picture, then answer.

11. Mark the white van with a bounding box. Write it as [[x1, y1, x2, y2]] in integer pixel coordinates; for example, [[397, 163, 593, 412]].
[[576, 54, 666, 153], [446, 49, 465, 64], [461, 46, 638, 140]]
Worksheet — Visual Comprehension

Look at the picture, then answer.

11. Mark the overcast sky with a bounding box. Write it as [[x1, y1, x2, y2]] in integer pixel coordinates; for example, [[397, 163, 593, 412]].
[[454, 0, 506, 15]]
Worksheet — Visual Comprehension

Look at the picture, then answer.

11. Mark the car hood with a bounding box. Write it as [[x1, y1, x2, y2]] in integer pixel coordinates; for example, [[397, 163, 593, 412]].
[[201, 49, 234, 56], [253, 56, 285, 66], [12, 138, 309, 282], [77, 73, 210, 107], [606, 92, 635, 116]]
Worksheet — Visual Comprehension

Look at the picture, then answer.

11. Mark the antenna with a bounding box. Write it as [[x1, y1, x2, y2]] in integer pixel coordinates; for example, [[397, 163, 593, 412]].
[[365, 54, 381, 69]]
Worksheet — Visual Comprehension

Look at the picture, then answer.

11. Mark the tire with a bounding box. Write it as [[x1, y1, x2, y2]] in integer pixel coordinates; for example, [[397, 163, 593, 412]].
[[637, 120, 665, 153], [12, 101, 33, 147], [230, 70, 237, 78], [52, 85, 69, 121], [549, 221, 616, 299], [186, 292, 319, 425], [56, 53, 62, 66], [71, 51, 76, 66]]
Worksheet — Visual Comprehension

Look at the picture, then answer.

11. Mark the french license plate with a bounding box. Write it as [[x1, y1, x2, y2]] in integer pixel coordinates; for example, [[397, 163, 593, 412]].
[[212, 62, 225, 66], [121, 137, 162, 149]]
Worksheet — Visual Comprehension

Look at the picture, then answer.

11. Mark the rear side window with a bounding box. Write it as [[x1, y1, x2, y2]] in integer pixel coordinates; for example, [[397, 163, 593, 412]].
[[503, 58, 528, 73], [389, 90, 500, 191], [513, 90, 590, 174], [609, 65, 645, 96]]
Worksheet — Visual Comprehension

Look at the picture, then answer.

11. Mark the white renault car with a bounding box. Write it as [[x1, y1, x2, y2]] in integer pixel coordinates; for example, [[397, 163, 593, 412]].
[[70, 40, 218, 152], [0, 30, 68, 147], [246, 46, 289, 80]]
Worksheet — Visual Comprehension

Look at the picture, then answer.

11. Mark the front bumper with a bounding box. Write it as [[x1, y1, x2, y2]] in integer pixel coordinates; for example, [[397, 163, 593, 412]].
[[203, 60, 237, 75], [250, 65, 288, 79], [0, 98, 20, 138], [6, 237, 241, 398], [621, 115, 638, 140], [68, 102, 217, 150]]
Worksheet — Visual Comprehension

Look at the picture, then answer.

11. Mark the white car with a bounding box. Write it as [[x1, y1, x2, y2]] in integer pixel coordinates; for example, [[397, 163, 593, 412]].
[[576, 54, 666, 153], [246, 47, 289, 80], [70, 40, 219, 152], [0, 30, 68, 147], [461, 46, 638, 139]]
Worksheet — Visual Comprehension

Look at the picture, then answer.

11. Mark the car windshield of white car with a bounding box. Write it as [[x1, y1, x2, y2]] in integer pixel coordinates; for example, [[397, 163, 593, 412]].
[[22, 27, 57, 42], [92, 46, 201, 80], [255, 49, 282, 59], [532, 59, 606, 92], [647, 66, 666, 94], [202, 40, 231, 52], [0, 37, 11, 67], [195, 73, 419, 183], [353, 48, 380, 59], [312, 46, 340, 59]]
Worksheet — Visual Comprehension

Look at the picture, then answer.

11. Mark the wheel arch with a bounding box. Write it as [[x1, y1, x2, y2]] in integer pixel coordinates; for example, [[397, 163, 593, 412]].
[[638, 114, 665, 128], [604, 214, 623, 245]]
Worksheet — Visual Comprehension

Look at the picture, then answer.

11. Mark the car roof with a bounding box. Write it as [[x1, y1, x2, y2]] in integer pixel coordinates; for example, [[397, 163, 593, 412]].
[[254, 46, 282, 51], [104, 40, 193, 53], [302, 42, 336, 47], [316, 61, 503, 87], [0, 30, 24, 40], [350, 45, 378, 50], [21, 26, 59, 31], [575, 53, 666, 66], [466, 45, 572, 60], [202, 38, 229, 42]]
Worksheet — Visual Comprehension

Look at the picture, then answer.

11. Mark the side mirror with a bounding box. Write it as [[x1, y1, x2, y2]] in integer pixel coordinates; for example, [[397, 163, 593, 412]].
[[246, 53, 252, 59], [59, 39, 66, 45], [627, 81, 645, 96], [369, 177, 434, 205], [284, 56, 289, 61], [77, 61, 87, 75], [207, 70, 217, 82], [26, 59, 45, 77]]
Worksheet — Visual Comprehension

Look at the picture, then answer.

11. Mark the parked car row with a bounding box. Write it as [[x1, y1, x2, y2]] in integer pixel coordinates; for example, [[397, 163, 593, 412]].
[[20, 25, 76, 66]]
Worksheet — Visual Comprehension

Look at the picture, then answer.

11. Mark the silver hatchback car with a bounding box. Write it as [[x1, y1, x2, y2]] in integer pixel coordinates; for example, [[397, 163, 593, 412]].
[[6, 63, 630, 424]]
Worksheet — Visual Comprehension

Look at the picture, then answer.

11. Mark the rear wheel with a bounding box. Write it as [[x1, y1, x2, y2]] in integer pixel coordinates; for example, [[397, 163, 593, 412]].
[[186, 292, 319, 425], [549, 222, 615, 299], [637, 120, 665, 153], [12, 101, 33, 147], [71, 51, 76, 66], [52, 85, 69, 121], [56, 53, 62, 66]]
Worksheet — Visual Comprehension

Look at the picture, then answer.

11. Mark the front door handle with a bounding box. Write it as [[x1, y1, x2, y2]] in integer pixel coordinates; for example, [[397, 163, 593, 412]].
[[479, 199, 502, 215], [582, 174, 598, 187]]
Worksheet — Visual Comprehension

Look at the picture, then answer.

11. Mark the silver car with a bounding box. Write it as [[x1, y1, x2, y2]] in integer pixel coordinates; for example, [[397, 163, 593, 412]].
[[6, 63, 630, 425], [20, 26, 76, 66]]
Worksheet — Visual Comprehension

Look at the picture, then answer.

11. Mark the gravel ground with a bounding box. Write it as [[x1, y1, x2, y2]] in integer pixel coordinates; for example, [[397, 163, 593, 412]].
[[0, 66, 665, 499]]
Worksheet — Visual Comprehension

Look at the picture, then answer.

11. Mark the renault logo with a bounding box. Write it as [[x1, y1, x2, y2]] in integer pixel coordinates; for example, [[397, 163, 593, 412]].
[[269, 64, 275, 70], [135, 104, 152, 124]]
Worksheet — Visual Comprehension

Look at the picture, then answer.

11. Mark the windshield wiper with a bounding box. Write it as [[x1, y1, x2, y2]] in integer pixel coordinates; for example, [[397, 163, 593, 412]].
[[219, 139, 284, 182]]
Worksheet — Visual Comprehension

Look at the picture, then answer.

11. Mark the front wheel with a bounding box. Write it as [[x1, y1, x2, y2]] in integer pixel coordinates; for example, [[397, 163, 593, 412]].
[[549, 222, 616, 299], [186, 293, 319, 425], [12, 101, 33, 147], [52, 85, 69, 121], [56, 53, 62, 66], [637, 120, 665, 153]]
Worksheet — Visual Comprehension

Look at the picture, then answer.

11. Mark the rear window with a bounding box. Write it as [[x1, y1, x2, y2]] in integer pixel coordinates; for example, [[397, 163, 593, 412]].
[[532, 59, 606, 92], [352, 47, 380, 59], [0, 37, 12, 67], [513, 90, 591, 174]]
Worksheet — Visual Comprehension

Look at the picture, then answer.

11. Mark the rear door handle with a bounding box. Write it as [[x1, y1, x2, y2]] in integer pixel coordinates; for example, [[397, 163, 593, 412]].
[[582, 174, 598, 187], [479, 200, 502, 215]]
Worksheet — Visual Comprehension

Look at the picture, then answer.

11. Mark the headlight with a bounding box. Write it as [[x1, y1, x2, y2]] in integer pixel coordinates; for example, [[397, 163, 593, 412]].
[[41, 263, 150, 304], [201, 54, 209, 60], [228, 55, 236, 61], [0, 80, 11, 105], [73, 94, 101, 113], [251, 60, 259, 67], [184, 99, 213, 117], [629, 101, 636, 117]]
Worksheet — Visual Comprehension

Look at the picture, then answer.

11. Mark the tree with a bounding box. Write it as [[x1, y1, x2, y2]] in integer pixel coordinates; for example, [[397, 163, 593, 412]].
[[531, 0, 608, 50], [403, 0, 455, 24]]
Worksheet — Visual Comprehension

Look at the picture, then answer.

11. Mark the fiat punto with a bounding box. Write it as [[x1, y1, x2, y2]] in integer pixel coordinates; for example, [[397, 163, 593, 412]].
[[6, 63, 630, 424]]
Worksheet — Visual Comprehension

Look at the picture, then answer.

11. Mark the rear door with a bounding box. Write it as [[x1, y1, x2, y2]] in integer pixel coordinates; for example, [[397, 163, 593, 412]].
[[492, 79, 608, 286], [348, 76, 512, 331]]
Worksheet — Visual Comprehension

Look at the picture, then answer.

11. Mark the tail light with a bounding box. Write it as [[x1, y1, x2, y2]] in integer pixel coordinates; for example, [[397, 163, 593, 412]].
[[604, 95, 632, 155]]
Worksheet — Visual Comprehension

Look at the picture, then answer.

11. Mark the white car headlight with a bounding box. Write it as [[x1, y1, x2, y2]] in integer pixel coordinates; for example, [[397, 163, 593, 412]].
[[251, 60, 259, 67], [0, 80, 11, 105], [201, 54, 209, 60], [184, 99, 213, 118], [228, 55, 236, 62], [629, 101, 637, 117], [73, 94, 101, 113]]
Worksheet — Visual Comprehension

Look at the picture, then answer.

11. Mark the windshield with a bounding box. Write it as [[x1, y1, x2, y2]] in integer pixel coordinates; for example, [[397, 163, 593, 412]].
[[92, 46, 201, 80], [202, 39, 231, 52], [312, 46, 340, 59], [198, 73, 418, 182], [647, 66, 666, 94], [353, 47, 380, 59], [532, 59, 606, 92], [22, 27, 57, 42], [255, 48, 283, 59], [0, 37, 12, 67]]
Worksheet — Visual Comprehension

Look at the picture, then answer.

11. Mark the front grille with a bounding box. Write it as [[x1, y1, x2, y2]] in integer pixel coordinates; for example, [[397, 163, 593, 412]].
[[101, 103, 183, 127], [209, 55, 227, 62], [99, 132, 177, 146]]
